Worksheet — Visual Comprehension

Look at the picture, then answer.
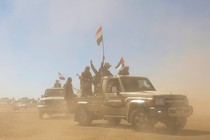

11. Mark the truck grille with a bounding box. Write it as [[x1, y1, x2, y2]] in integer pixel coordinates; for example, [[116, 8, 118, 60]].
[[45, 100, 63, 105], [165, 98, 185, 106]]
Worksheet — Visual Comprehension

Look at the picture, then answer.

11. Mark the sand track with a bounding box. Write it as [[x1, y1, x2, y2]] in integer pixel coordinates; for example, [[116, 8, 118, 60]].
[[0, 95, 210, 140]]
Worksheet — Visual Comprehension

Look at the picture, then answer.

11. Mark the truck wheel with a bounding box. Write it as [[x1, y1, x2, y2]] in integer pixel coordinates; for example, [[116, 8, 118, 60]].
[[39, 111, 44, 119], [131, 109, 148, 130], [165, 117, 187, 131], [77, 107, 92, 126], [108, 118, 121, 126]]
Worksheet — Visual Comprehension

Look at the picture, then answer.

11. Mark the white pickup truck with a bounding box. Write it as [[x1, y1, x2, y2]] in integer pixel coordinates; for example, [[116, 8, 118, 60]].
[[74, 75, 193, 131], [37, 88, 67, 119]]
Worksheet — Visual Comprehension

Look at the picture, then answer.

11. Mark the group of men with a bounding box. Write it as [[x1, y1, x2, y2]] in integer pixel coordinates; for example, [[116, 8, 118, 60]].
[[79, 58, 129, 97], [52, 58, 129, 112], [53, 58, 129, 98]]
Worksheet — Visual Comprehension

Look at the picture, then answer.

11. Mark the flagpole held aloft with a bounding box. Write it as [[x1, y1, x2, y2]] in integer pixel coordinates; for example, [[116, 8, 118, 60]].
[[102, 37, 105, 59]]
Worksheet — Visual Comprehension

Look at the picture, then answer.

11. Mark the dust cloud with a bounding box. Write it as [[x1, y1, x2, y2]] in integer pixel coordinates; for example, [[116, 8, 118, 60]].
[[0, 93, 210, 140]]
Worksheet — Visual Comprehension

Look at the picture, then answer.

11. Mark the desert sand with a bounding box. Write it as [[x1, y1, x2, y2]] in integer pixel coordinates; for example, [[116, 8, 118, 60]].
[[0, 94, 210, 140]]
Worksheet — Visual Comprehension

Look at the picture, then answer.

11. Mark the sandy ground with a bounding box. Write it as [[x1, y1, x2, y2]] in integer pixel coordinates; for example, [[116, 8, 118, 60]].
[[0, 94, 210, 140]]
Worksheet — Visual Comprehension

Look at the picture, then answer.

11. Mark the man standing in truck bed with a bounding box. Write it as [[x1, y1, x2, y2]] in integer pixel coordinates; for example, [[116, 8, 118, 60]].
[[80, 66, 92, 97], [102, 63, 113, 76], [90, 58, 113, 94], [118, 66, 129, 75]]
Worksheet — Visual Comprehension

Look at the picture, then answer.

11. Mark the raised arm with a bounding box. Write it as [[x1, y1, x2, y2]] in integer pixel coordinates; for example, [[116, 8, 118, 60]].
[[90, 60, 98, 75], [99, 56, 105, 71]]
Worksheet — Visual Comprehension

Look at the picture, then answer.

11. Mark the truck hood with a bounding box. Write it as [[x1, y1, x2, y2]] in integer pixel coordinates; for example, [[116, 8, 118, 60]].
[[40, 97, 64, 101], [121, 91, 186, 98]]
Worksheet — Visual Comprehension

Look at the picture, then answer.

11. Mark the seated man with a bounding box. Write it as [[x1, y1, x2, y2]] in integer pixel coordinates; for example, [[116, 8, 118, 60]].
[[54, 80, 61, 88], [107, 80, 119, 93]]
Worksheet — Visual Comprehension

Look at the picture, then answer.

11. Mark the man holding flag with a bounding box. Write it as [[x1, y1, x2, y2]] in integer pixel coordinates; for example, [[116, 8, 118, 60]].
[[118, 66, 129, 75], [115, 57, 130, 75]]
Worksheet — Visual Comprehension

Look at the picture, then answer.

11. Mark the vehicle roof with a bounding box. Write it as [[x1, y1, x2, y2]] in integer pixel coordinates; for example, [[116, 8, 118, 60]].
[[103, 75, 148, 79], [45, 87, 64, 90]]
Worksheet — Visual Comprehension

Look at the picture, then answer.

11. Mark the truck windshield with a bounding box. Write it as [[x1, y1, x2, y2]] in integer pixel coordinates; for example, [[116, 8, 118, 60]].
[[44, 89, 64, 97], [121, 77, 155, 92]]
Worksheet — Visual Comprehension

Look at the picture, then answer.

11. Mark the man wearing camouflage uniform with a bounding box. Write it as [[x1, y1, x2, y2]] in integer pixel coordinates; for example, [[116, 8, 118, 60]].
[[102, 62, 113, 76], [118, 66, 129, 75], [90, 57, 104, 94], [64, 77, 76, 113], [80, 66, 92, 97]]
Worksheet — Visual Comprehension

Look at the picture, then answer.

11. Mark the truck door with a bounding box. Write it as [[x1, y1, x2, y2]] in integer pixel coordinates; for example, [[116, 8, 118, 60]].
[[101, 78, 126, 117]]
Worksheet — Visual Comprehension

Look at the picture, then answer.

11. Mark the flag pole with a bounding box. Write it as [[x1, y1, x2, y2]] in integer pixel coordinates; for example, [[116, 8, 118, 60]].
[[102, 38, 105, 59]]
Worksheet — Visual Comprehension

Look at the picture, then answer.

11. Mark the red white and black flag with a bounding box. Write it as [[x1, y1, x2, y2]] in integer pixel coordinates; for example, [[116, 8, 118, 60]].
[[115, 57, 125, 70], [58, 72, 65, 80], [95, 25, 103, 46]]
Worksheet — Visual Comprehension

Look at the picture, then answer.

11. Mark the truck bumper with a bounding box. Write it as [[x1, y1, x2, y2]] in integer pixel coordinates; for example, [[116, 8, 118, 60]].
[[37, 105, 67, 113], [149, 106, 193, 118]]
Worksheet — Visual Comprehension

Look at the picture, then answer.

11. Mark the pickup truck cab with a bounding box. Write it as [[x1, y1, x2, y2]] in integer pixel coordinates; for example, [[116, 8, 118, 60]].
[[74, 75, 193, 130]]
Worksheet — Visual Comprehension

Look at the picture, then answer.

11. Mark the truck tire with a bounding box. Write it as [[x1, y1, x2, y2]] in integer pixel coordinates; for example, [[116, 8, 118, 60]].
[[77, 107, 92, 126], [108, 118, 121, 126], [131, 109, 148, 130], [165, 117, 187, 131]]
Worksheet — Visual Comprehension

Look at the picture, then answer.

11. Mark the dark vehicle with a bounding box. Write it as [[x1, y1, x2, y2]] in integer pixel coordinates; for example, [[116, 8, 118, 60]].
[[74, 75, 193, 130], [37, 88, 67, 119]]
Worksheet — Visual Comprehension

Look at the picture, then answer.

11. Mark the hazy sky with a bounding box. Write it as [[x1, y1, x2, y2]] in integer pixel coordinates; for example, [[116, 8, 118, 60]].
[[0, 0, 209, 98]]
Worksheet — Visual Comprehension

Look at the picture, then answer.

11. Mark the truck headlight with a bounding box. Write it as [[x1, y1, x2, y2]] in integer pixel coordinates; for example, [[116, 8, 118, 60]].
[[155, 98, 165, 105]]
